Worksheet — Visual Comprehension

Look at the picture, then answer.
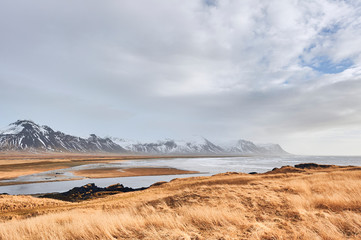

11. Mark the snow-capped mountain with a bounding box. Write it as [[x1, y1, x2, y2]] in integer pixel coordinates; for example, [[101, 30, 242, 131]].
[[257, 143, 289, 155], [219, 139, 289, 155], [221, 139, 262, 154], [0, 120, 289, 155], [112, 137, 288, 155], [111, 136, 225, 154], [0, 120, 126, 152]]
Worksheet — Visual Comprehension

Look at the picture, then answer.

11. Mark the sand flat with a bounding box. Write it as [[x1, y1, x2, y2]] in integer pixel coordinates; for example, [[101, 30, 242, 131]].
[[72, 167, 200, 178], [0, 153, 209, 181]]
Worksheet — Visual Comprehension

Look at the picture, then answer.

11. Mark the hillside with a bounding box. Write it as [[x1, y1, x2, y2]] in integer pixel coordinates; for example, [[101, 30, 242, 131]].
[[0, 164, 360, 239]]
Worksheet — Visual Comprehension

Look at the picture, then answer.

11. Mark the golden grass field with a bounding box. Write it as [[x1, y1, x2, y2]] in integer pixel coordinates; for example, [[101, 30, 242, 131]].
[[0, 162, 361, 239]]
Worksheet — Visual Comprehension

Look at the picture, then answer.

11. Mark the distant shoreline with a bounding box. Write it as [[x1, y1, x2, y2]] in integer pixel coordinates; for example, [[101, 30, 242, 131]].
[[0, 153, 239, 186]]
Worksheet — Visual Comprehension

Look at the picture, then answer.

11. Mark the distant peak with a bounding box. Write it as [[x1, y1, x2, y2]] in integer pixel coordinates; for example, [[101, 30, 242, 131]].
[[0, 120, 57, 136], [89, 134, 99, 139], [237, 139, 250, 142], [0, 120, 38, 135], [13, 119, 37, 126]]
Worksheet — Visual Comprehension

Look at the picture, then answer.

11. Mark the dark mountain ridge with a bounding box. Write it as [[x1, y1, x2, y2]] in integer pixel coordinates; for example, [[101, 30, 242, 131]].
[[0, 120, 289, 155], [0, 120, 125, 153]]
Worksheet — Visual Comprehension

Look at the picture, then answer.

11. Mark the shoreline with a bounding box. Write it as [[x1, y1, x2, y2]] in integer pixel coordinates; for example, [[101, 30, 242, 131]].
[[1, 153, 360, 192], [0, 167, 202, 187], [71, 167, 200, 178], [0, 154, 240, 181], [1, 162, 359, 193]]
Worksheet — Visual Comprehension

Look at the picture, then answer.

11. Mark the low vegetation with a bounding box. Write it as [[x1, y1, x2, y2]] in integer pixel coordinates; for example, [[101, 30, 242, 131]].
[[0, 164, 361, 239]]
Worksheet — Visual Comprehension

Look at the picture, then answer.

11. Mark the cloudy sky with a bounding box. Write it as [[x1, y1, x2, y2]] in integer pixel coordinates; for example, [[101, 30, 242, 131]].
[[1, 0, 361, 155]]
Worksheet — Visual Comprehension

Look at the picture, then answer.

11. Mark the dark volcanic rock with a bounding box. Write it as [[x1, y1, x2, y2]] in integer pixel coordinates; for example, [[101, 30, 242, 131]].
[[268, 166, 305, 174], [294, 163, 334, 169], [267, 163, 341, 174], [40, 183, 147, 202]]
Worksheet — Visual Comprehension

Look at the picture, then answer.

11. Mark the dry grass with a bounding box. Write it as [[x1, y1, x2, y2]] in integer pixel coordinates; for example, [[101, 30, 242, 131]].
[[0, 166, 361, 239]]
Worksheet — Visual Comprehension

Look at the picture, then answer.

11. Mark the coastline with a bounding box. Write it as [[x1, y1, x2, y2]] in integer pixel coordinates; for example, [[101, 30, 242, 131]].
[[0, 153, 235, 182], [71, 167, 200, 178], [0, 163, 360, 239]]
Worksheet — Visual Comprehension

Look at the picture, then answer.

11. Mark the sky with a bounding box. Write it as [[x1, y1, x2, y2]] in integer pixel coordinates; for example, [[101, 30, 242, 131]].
[[1, 0, 361, 155]]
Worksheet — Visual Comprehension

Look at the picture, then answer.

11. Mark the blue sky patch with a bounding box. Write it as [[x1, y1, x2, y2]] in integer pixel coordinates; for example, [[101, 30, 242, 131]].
[[302, 56, 353, 74], [204, 0, 217, 7], [320, 23, 342, 35]]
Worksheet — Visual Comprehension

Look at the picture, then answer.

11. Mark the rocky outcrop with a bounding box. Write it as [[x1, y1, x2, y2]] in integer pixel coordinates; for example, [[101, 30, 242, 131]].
[[267, 163, 355, 174], [40, 183, 147, 202], [294, 163, 334, 169]]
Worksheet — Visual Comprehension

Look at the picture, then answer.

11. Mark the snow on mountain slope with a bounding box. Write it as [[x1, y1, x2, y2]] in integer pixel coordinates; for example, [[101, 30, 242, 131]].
[[257, 143, 289, 155], [0, 122, 25, 135], [110, 138, 140, 150], [111, 136, 224, 154], [0, 120, 126, 153], [220, 139, 262, 154], [218, 139, 289, 155], [109, 136, 289, 155]]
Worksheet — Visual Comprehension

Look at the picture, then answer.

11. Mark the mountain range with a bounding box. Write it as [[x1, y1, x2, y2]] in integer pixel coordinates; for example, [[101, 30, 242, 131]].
[[0, 120, 289, 155]]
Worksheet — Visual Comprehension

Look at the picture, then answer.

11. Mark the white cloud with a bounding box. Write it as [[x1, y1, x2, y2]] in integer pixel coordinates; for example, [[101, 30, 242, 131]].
[[1, 0, 361, 154]]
